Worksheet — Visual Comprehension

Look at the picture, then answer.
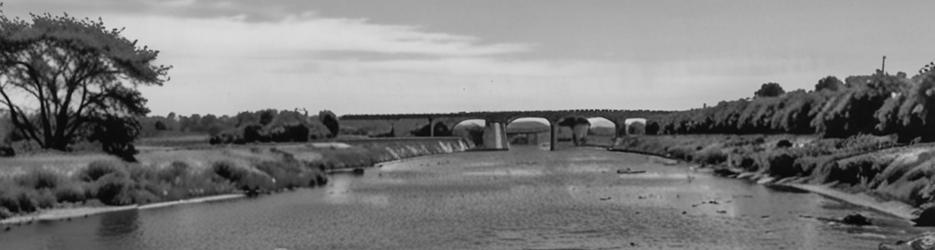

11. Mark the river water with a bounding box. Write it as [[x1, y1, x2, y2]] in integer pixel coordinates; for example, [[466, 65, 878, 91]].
[[0, 147, 923, 249]]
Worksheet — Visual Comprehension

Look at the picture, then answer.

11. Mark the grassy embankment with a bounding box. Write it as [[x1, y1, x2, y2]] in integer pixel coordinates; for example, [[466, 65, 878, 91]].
[[0, 137, 469, 221], [614, 134, 935, 224]]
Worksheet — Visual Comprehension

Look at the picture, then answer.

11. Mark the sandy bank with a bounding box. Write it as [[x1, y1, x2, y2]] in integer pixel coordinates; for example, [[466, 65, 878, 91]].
[[608, 139, 926, 224], [774, 184, 917, 221], [0, 194, 245, 225]]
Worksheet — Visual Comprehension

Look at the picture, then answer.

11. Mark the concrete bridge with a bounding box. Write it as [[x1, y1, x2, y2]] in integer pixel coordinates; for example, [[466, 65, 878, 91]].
[[340, 109, 670, 151]]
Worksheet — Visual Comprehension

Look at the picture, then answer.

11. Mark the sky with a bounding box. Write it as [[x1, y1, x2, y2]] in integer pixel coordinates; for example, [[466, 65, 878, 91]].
[[3, 0, 935, 116]]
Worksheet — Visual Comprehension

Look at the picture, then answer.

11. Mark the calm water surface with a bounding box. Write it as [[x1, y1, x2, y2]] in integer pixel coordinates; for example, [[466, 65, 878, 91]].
[[0, 147, 923, 249]]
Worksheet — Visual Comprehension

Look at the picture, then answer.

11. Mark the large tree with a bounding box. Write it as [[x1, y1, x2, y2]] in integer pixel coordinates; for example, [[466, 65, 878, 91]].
[[0, 11, 169, 150], [754, 82, 785, 98], [318, 110, 339, 138], [815, 76, 843, 92]]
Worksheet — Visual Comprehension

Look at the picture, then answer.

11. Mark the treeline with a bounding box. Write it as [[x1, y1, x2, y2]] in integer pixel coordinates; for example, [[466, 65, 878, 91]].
[[650, 68, 935, 143], [139, 109, 341, 144]]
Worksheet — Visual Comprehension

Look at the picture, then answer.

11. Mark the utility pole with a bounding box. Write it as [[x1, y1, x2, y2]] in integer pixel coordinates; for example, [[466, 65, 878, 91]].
[[881, 56, 887, 75]]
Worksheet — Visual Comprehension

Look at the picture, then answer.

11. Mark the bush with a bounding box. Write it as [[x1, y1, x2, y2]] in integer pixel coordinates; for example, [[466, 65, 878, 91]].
[[127, 164, 159, 182], [729, 153, 759, 171], [0, 207, 11, 220], [128, 189, 160, 205], [54, 183, 86, 203], [35, 189, 57, 209], [314, 173, 327, 186], [211, 161, 274, 194], [14, 190, 38, 213], [158, 161, 190, 184], [827, 156, 892, 186], [764, 150, 799, 178], [254, 161, 319, 189], [0, 181, 40, 213], [16, 169, 63, 190], [792, 156, 832, 178], [666, 146, 695, 162], [0, 146, 14, 157], [94, 173, 134, 206], [212, 161, 249, 183], [694, 147, 727, 165], [81, 160, 127, 182], [243, 125, 265, 143]]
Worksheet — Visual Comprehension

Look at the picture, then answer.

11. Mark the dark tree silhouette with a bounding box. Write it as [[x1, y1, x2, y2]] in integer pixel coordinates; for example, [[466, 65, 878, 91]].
[[0, 11, 169, 151], [815, 76, 843, 92], [645, 121, 660, 135], [87, 115, 141, 161], [154, 121, 167, 130], [754, 82, 785, 98], [411, 122, 452, 137], [258, 110, 276, 126], [627, 122, 645, 135], [318, 110, 339, 138], [243, 124, 264, 143]]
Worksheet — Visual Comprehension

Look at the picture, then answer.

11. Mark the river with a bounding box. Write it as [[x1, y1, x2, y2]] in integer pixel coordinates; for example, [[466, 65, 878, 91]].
[[0, 146, 922, 249]]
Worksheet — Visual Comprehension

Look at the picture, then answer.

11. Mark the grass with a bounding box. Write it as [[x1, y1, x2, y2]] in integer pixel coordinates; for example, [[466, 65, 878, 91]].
[[0, 137, 469, 220], [614, 134, 935, 210]]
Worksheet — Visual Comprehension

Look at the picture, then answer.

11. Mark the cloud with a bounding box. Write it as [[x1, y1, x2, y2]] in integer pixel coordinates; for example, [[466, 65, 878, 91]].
[[108, 14, 531, 60], [1, 1, 844, 115]]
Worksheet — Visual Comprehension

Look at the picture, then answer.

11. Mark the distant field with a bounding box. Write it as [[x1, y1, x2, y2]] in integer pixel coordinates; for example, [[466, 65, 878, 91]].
[[0, 152, 119, 179], [137, 134, 210, 148]]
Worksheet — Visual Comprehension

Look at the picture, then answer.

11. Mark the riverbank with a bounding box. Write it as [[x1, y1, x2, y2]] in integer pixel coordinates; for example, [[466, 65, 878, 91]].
[[0, 137, 470, 223], [613, 134, 935, 225]]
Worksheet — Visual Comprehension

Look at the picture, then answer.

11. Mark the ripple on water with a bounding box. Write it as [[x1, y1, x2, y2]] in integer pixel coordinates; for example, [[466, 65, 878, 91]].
[[462, 168, 544, 177]]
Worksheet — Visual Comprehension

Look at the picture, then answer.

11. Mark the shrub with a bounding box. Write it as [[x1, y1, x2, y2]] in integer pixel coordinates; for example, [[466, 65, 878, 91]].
[[764, 150, 799, 178], [0, 184, 22, 213], [15, 190, 38, 213], [158, 161, 190, 184], [212, 161, 250, 183], [0, 207, 11, 220], [94, 173, 134, 206], [128, 189, 160, 205], [776, 139, 793, 148], [81, 160, 127, 182], [730, 154, 758, 171], [255, 161, 316, 189], [314, 172, 327, 186], [211, 161, 273, 194], [54, 183, 86, 203], [0, 181, 40, 214], [792, 156, 833, 178], [694, 147, 727, 165], [243, 125, 265, 143], [16, 169, 63, 190], [127, 164, 159, 182], [35, 189, 57, 209]]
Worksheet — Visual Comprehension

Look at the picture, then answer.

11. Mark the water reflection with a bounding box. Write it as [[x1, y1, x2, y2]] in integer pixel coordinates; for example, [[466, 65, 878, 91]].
[[97, 210, 140, 238], [324, 175, 390, 207]]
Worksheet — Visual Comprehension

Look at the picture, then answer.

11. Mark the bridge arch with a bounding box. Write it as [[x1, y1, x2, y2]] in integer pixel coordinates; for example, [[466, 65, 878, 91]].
[[583, 117, 617, 146], [505, 117, 551, 150], [624, 118, 648, 135], [451, 119, 486, 147], [553, 116, 592, 147]]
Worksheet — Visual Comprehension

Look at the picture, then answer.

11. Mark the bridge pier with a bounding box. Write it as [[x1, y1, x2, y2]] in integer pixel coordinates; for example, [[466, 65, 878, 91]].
[[482, 120, 510, 150], [550, 120, 558, 151], [428, 117, 435, 137]]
